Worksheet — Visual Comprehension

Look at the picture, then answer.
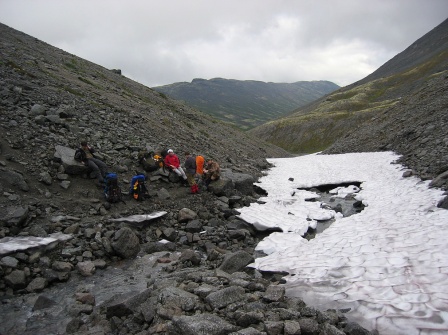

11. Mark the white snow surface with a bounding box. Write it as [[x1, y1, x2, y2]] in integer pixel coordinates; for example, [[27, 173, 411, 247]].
[[237, 152, 448, 335]]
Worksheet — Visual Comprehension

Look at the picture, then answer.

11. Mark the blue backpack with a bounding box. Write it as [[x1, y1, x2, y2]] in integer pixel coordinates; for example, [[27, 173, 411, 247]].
[[104, 173, 122, 203], [130, 174, 149, 201]]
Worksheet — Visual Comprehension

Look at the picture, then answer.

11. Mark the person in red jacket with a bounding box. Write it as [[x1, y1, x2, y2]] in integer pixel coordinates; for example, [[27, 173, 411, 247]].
[[164, 149, 187, 183]]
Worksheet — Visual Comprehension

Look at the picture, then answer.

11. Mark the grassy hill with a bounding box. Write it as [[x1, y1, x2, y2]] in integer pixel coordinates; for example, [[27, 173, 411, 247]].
[[153, 78, 339, 130]]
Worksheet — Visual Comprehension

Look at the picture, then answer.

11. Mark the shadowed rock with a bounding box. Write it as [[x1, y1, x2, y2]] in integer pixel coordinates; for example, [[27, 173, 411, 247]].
[[111, 227, 140, 259]]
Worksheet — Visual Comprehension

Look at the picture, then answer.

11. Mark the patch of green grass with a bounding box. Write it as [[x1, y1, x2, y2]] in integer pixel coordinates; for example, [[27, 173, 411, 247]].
[[64, 60, 78, 70], [330, 91, 358, 101], [162, 117, 172, 126], [264, 112, 356, 153], [78, 76, 98, 88], [5, 60, 36, 78], [63, 86, 85, 97], [367, 86, 387, 102], [199, 129, 209, 137]]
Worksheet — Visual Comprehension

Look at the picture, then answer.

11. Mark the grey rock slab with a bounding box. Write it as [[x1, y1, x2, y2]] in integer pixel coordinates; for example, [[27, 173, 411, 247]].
[[0, 232, 72, 256], [108, 211, 167, 223]]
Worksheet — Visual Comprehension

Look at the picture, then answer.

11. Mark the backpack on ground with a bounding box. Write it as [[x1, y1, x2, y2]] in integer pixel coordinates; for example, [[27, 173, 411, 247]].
[[138, 150, 159, 172], [74, 148, 86, 163], [104, 173, 122, 203], [153, 154, 165, 170], [130, 174, 149, 201]]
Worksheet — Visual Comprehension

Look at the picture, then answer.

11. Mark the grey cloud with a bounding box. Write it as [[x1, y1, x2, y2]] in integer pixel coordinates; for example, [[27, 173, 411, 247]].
[[0, 0, 447, 87]]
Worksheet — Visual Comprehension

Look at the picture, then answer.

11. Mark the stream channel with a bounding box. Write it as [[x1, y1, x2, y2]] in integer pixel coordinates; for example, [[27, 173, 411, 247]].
[[0, 182, 364, 334]]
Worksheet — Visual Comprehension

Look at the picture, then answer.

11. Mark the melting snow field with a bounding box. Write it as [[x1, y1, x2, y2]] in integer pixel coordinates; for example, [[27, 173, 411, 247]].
[[237, 152, 448, 335]]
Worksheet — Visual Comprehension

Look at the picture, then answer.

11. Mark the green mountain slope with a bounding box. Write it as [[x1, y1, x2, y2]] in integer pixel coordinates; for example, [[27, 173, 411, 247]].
[[153, 78, 339, 130], [248, 18, 448, 154]]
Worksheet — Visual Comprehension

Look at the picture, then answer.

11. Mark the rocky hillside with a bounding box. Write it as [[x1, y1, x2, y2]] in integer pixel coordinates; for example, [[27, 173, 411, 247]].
[[153, 78, 339, 130], [249, 18, 448, 157], [0, 22, 291, 176]]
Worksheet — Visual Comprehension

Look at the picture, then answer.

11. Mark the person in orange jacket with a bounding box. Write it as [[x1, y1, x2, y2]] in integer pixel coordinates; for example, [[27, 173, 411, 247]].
[[195, 154, 205, 177]]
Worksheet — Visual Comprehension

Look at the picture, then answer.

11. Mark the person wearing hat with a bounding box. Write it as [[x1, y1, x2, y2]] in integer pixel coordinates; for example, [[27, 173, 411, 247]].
[[164, 149, 187, 182]]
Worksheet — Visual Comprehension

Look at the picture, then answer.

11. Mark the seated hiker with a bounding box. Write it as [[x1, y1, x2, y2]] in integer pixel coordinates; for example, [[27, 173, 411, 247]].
[[74, 140, 108, 185], [164, 149, 188, 183], [185, 152, 199, 193], [203, 158, 220, 188]]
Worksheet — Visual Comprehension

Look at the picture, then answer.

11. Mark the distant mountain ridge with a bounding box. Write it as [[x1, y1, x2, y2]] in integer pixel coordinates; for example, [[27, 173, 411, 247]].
[[153, 78, 339, 130]]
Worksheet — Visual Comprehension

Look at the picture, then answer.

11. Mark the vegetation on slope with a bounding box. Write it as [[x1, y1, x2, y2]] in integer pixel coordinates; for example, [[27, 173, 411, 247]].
[[153, 78, 339, 130]]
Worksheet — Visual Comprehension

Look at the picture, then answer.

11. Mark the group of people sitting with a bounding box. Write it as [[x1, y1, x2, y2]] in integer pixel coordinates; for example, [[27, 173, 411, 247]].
[[75, 140, 220, 194], [150, 148, 221, 193]]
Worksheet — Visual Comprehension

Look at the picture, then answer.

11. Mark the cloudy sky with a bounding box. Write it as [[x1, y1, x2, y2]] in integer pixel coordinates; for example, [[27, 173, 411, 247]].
[[0, 1, 447, 88]]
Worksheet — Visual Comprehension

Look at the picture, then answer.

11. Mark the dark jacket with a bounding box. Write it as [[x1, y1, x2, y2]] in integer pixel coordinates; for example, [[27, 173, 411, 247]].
[[184, 156, 196, 175], [74, 146, 95, 165]]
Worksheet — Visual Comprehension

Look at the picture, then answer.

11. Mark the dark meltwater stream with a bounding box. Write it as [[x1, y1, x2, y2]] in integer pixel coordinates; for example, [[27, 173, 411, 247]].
[[0, 252, 167, 335]]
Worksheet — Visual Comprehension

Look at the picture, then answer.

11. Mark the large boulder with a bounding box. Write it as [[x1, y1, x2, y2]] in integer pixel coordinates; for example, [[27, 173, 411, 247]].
[[103, 289, 152, 319], [178, 208, 198, 223], [159, 286, 201, 312], [205, 286, 246, 309], [111, 227, 141, 259], [218, 250, 254, 274], [29, 103, 46, 116], [4, 269, 27, 289], [0, 205, 29, 227], [0, 168, 29, 192], [53, 145, 88, 175], [207, 178, 234, 197], [168, 313, 238, 335], [430, 170, 448, 188], [207, 169, 256, 196], [221, 169, 255, 195], [438, 196, 448, 209]]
